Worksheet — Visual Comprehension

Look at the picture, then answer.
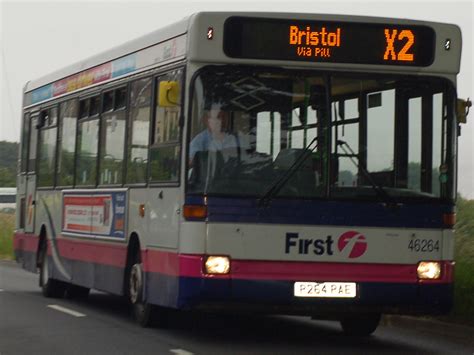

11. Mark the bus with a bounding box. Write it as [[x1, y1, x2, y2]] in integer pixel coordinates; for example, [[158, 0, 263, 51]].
[[0, 188, 16, 213], [13, 12, 469, 335]]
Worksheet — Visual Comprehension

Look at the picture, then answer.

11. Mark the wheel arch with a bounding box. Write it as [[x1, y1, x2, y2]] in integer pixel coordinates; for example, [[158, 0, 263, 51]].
[[124, 232, 143, 296], [36, 224, 48, 268]]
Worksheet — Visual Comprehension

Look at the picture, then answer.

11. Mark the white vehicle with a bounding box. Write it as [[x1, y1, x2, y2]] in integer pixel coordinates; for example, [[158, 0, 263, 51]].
[[14, 12, 468, 335], [0, 187, 16, 213]]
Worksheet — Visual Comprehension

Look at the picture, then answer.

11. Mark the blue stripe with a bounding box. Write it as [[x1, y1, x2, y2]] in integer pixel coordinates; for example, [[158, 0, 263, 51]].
[[31, 84, 53, 104], [175, 276, 453, 314], [186, 196, 453, 228]]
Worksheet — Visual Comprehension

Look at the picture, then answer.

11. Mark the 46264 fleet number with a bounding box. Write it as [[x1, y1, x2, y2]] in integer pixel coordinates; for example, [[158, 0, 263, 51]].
[[408, 239, 440, 252]]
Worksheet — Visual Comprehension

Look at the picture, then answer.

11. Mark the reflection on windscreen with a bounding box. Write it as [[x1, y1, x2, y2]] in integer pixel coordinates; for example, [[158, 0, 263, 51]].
[[187, 66, 454, 201]]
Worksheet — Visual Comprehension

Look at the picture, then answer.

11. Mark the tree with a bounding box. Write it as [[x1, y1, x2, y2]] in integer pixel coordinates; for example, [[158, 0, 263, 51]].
[[0, 141, 19, 187]]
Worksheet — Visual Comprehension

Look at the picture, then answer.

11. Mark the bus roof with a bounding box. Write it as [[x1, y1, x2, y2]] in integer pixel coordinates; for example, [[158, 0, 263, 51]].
[[0, 188, 16, 195], [24, 12, 462, 98], [25, 15, 191, 94]]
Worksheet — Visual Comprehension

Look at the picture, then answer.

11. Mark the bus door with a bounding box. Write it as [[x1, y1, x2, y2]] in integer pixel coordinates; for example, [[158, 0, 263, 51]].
[[147, 70, 183, 249], [24, 113, 39, 234]]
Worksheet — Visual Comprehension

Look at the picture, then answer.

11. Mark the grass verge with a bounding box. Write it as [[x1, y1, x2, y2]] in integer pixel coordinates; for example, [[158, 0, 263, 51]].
[[0, 212, 15, 260], [451, 197, 474, 325]]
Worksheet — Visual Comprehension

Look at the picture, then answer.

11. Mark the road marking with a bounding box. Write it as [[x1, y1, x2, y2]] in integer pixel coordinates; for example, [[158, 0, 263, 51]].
[[0, 289, 4, 292], [170, 349, 194, 355], [47, 304, 86, 318]]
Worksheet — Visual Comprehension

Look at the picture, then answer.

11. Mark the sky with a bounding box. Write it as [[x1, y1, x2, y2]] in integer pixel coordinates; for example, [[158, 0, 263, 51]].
[[1, 0, 473, 198]]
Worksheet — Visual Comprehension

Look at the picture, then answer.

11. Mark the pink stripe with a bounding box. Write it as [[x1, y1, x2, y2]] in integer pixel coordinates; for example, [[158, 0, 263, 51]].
[[145, 253, 453, 284], [232, 260, 417, 282], [13, 236, 454, 284], [14, 232, 38, 252], [231, 260, 454, 284], [142, 249, 180, 275], [56, 238, 126, 268]]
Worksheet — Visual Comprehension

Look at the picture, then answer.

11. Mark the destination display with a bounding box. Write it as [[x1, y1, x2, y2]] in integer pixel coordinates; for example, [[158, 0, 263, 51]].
[[224, 17, 435, 66]]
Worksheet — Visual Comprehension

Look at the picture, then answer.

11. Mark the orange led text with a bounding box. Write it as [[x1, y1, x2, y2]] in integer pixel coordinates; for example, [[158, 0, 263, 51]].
[[289, 25, 341, 58], [383, 29, 415, 62]]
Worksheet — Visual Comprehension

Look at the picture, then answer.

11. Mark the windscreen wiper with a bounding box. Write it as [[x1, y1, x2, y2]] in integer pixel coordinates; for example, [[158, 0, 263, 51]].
[[336, 139, 397, 207], [258, 136, 319, 207]]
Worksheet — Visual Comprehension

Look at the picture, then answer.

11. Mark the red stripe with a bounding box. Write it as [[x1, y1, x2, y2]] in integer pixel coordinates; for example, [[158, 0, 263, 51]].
[[142, 249, 181, 275], [14, 232, 38, 253], [144, 251, 454, 284], [13, 236, 454, 284], [234, 260, 454, 284], [232, 260, 416, 282], [56, 238, 126, 268], [14, 232, 126, 268]]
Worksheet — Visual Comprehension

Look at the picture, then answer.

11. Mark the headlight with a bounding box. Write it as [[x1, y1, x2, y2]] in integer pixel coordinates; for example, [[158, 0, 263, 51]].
[[417, 261, 441, 280], [204, 256, 230, 275]]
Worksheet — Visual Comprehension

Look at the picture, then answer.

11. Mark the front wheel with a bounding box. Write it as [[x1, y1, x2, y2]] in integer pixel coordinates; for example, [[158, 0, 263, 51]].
[[39, 242, 66, 298], [128, 250, 168, 327], [340, 313, 381, 336]]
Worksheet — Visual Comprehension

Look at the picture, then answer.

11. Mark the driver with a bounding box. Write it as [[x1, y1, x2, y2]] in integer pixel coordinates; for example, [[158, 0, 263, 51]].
[[189, 104, 238, 162]]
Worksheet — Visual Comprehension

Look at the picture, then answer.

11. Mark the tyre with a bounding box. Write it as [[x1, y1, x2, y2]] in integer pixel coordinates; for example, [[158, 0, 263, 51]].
[[39, 242, 66, 298], [340, 313, 381, 336], [128, 248, 168, 328]]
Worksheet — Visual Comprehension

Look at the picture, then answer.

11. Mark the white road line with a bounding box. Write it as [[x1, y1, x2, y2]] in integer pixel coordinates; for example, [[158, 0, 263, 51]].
[[47, 304, 86, 318], [170, 349, 194, 355]]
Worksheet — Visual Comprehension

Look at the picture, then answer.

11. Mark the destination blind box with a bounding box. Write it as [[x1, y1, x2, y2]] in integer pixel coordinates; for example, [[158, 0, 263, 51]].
[[224, 16, 435, 66]]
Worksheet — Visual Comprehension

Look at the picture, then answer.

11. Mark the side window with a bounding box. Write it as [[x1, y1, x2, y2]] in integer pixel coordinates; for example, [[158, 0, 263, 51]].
[[76, 96, 100, 186], [150, 69, 183, 182], [28, 114, 39, 173], [37, 107, 58, 187], [57, 100, 78, 186], [126, 77, 152, 184], [99, 87, 127, 185], [20, 113, 30, 173]]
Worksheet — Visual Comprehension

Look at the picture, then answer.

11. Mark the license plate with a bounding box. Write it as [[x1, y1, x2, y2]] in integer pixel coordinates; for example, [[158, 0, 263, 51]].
[[294, 282, 357, 298]]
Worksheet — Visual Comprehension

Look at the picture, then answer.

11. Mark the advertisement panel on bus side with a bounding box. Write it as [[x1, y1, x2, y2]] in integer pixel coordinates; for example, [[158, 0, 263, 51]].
[[62, 190, 127, 239]]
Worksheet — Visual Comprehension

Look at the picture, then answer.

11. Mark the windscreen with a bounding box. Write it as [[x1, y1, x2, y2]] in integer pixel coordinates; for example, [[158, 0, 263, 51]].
[[187, 66, 455, 201]]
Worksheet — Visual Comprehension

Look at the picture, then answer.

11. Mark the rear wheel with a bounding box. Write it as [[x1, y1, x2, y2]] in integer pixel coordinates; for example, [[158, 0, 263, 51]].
[[340, 313, 381, 336], [39, 242, 66, 298], [128, 249, 168, 327]]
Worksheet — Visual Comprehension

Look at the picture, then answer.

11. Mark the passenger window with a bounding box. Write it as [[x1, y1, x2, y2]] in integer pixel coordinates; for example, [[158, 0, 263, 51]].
[[76, 98, 100, 186], [20, 113, 30, 173], [90, 96, 100, 116], [99, 87, 127, 185], [126, 77, 152, 184], [103, 90, 114, 112], [38, 107, 58, 187], [28, 115, 38, 173], [115, 87, 127, 110], [57, 100, 78, 186], [150, 69, 183, 182]]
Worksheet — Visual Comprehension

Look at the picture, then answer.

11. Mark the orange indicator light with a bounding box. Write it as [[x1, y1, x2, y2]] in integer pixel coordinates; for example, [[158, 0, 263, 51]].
[[183, 204, 207, 220], [443, 213, 456, 228]]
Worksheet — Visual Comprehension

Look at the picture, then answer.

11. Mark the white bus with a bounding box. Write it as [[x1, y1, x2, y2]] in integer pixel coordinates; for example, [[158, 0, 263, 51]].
[[14, 12, 468, 335], [0, 187, 16, 213]]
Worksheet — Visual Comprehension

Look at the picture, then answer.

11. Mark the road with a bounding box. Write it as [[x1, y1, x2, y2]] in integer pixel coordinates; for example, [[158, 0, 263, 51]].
[[1, 260, 473, 355]]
